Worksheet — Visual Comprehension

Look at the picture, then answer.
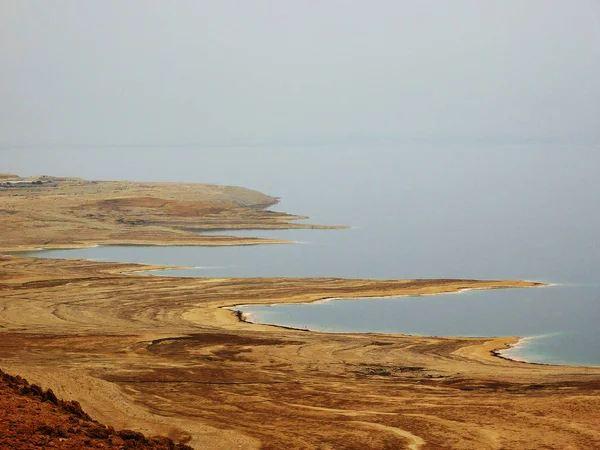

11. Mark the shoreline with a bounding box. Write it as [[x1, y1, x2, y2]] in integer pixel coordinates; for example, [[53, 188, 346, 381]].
[[6, 243, 558, 368], [224, 285, 552, 367], [1, 238, 296, 253], [495, 334, 600, 368], [3, 176, 600, 449]]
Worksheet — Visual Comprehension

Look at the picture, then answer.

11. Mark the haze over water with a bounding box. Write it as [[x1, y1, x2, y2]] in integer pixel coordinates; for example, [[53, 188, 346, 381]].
[[18, 143, 600, 366], [3, 2, 600, 365]]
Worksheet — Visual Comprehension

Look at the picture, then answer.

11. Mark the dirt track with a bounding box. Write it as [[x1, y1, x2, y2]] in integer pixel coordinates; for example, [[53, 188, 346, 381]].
[[1, 176, 599, 449]]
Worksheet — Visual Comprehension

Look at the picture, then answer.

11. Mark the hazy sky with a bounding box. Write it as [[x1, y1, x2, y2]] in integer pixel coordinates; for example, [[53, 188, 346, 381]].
[[1, 1, 599, 146]]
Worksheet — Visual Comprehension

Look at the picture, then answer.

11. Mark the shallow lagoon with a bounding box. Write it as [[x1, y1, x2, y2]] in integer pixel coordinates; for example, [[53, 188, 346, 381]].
[[17, 142, 600, 366], [21, 232, 600, 366], [234, 285, 600, 367]]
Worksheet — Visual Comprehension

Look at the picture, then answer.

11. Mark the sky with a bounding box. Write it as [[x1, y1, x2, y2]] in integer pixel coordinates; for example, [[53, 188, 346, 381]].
[[2, 2, 599, 367], [1, 0, 599, 149]]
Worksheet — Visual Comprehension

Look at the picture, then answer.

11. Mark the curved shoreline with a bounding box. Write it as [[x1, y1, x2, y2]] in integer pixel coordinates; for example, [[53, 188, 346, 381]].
[[3, 243, 561, 370], [229, 307, 526, 363], [3, 177, 600, 449], [222, 286, 551, 367], [2, 267, 599, 448], [10, 238, 553, 371]]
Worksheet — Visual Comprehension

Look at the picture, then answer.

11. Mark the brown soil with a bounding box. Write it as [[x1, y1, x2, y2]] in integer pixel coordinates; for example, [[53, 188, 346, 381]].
[[0, 176, 342, 251], [0, 368, 192, 449], [0, 173, 20, 181], [1, 176, 600, 449], [89, 196, 239, 216]]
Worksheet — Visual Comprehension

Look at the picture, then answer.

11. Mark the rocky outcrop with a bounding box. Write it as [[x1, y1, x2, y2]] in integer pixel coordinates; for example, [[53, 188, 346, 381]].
[[0, 368, 193, 450]]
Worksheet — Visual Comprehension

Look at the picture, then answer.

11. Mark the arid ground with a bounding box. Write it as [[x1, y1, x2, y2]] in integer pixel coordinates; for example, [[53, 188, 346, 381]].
[[1, 176, 599, 449]]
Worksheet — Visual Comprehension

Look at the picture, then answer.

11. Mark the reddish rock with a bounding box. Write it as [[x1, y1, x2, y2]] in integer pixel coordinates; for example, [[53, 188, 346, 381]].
[[0, 368, 193, 450]]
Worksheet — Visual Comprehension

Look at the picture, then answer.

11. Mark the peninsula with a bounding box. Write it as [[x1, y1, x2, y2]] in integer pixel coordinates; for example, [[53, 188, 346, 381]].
[[1, 176, 599, 449]]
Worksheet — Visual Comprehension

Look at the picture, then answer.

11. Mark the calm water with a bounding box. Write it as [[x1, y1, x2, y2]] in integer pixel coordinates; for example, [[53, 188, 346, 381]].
[[17, 142, 600, 366]]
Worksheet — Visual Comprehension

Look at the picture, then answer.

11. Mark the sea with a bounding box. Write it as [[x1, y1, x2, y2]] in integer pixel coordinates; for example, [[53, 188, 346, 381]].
[[16, 140, 600, 366]]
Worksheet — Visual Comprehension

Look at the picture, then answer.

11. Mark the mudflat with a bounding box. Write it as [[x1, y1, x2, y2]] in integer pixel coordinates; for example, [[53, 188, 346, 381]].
[[1, 176, 599, 449]]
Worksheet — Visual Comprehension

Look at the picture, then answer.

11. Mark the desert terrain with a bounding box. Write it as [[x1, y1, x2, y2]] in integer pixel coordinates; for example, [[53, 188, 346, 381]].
[[1, 176, 599, 449]]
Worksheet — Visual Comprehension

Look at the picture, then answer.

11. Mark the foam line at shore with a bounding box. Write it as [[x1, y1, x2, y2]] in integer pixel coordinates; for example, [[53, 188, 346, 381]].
[[497, 334, 556, 364]]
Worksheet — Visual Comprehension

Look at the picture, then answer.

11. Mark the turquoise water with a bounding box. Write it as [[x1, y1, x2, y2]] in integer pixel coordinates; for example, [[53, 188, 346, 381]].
[[16, 143, 600, 366], [233, 286, 600, 367]]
